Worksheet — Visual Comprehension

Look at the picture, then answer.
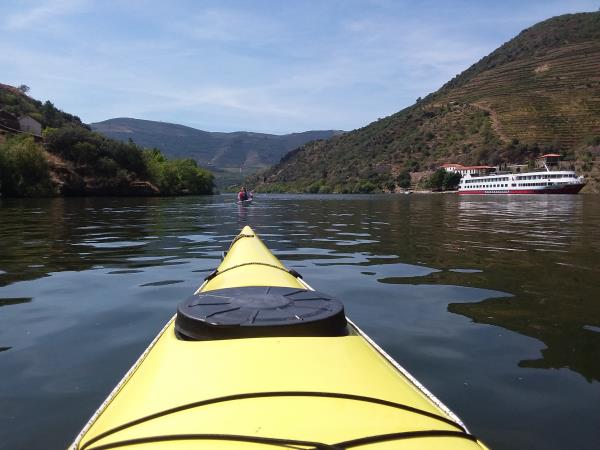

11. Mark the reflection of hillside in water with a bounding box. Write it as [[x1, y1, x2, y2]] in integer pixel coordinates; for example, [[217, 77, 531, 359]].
[[248, 195, 600, 381], [0, 197, 221, 288], [447, 196, 600, 382], [1, 194, 599, 385]]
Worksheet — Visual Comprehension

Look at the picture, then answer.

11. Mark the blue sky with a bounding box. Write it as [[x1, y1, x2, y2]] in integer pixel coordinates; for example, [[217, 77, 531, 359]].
[[1, 0, 598, 134]]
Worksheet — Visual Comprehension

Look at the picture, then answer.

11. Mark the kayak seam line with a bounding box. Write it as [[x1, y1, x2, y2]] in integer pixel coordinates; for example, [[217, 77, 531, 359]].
[[71, 315, 177, 450], [346, 317, 470, 432], [301, 278, 469, 434], [79, 391, 465, 449]]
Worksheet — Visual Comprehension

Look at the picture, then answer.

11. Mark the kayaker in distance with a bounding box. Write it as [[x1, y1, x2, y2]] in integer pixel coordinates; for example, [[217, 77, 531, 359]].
[[238, 186, 253, 202]]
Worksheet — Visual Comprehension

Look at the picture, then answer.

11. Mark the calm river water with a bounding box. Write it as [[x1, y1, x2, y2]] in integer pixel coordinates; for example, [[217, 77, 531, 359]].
[[1, 194, 599, 450]]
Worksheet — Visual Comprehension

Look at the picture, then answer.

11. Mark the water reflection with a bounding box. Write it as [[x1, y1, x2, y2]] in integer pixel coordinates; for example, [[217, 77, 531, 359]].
[[0, 194, 599, 450], [451, 196, 600, 382]]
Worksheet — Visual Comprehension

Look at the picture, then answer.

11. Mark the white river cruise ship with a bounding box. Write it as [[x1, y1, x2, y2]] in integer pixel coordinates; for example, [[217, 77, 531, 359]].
[[452, 154, 585, 195]]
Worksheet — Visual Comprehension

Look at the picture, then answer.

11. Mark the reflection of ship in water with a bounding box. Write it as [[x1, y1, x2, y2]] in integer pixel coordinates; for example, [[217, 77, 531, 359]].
[[448, 154, 586, 195]]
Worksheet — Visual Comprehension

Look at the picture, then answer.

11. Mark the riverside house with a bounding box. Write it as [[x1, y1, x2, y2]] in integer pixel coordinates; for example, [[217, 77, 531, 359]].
[[441, 163, 496, 176]]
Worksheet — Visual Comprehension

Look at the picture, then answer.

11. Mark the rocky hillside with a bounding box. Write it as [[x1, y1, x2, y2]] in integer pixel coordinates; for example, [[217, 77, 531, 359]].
[[92, 118, 343, 170], [256, 12, 600, 193]]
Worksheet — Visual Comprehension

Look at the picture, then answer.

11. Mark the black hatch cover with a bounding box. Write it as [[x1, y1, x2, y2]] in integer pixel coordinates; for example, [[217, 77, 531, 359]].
[[175, 286, 347, 340]]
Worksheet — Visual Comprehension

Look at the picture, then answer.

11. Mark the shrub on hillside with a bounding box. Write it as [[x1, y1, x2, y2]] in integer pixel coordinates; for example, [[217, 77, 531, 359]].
[[144, 149, 214, 195], [44, 126, 148, 177], [0, 136, 55, 197], [396, 169, 411, 188]]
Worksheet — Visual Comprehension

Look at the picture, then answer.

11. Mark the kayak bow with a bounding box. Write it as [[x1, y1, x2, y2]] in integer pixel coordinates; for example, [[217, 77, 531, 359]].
[[70, 226, 488, 450]]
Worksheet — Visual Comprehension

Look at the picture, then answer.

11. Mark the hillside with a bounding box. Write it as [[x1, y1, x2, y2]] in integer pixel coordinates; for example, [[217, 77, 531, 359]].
[[0, 85, 213, 197], [91, 118, 343, 170], [256, 12, 600, 193]]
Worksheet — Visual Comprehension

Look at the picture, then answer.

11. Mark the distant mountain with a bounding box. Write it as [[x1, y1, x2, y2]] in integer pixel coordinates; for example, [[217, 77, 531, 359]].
[[256, 12, 600, 193], [91, 118, 343, 170]]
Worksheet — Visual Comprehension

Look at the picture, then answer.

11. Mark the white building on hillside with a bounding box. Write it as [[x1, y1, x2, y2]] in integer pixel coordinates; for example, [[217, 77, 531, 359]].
[[441, 163, 496, 176], [18, 115, 42, 136]]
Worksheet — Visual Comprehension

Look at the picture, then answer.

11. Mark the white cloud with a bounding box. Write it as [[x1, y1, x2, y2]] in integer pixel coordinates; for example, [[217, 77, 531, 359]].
[[2, 0, 86, 31], [170, 7, 286, 46]]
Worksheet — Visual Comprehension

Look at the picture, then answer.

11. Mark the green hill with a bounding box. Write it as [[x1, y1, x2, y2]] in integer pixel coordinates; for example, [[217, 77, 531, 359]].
[[255, 12, 600, 193], [91, 118, 343, 170], [0, 85, 213, 197]]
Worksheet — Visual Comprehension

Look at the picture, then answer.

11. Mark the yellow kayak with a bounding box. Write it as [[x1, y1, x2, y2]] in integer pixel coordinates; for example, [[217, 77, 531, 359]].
[[70, 226, 488, 450]]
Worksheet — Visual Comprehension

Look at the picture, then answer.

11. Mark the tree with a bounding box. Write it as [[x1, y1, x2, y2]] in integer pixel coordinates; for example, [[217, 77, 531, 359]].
[[426, 168, 446, 191], [442, 171, 462, 190], [18, 84, 30, 94], [426, 169, 461, 191], [396, 169, 411, 188]]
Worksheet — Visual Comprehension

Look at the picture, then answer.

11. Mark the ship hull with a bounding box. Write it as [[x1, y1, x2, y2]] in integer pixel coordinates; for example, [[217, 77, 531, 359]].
[[458, 183, 585, 195]]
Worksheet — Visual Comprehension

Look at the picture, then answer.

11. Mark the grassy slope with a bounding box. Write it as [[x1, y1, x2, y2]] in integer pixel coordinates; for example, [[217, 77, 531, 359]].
[[257, 12, 600, 192]]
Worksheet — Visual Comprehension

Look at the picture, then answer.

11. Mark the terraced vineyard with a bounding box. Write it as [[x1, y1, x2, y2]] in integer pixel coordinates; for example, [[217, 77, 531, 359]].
[[257, 12, 600, 193], [437, 41, 600, 149]]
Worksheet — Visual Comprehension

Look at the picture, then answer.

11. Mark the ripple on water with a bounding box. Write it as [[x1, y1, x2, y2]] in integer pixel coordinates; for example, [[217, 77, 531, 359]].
[[0, 297, 33, 307], [108, 270, 144, 275], [74, 240, 150, 249], [139, 280, 184, 287], [179, 234, 216, 243], [126, 256, 174, 262]]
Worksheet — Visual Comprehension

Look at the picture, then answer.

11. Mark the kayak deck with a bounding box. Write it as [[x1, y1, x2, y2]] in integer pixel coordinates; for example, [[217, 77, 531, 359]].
[[72, 227, 487, 450]]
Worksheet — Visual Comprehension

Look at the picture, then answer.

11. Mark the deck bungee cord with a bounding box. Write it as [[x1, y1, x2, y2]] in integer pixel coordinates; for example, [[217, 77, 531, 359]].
[[80, 391, 468, 450]]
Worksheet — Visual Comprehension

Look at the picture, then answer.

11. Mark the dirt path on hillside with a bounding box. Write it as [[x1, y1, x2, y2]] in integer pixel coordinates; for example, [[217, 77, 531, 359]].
[[473, 101, 508, 143]]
